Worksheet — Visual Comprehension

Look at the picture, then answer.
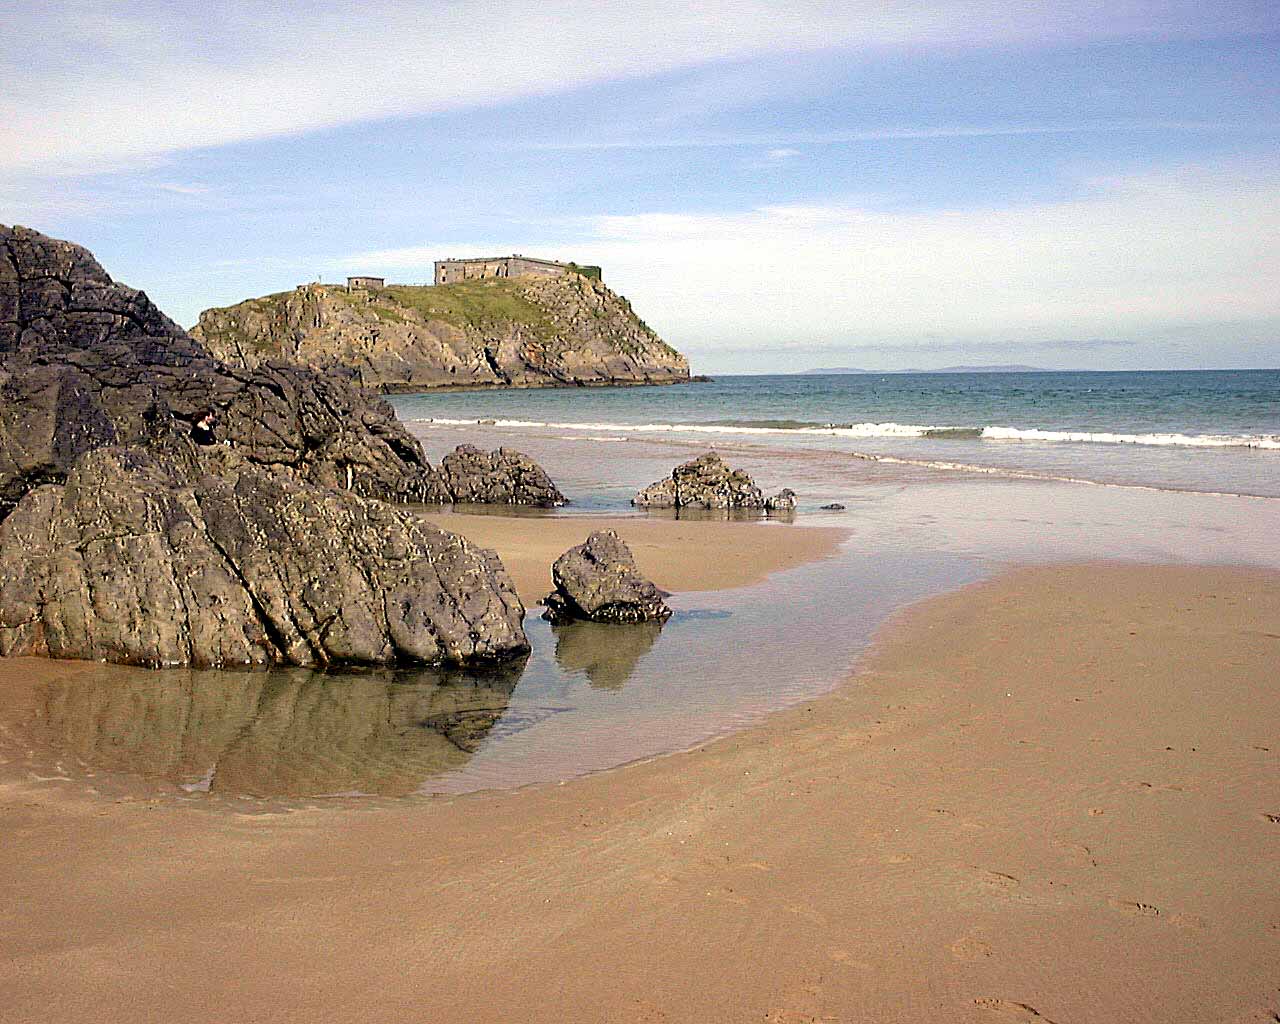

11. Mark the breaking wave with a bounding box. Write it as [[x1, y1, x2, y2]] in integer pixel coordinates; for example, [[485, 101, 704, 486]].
[[414, 416, 1280, 450]]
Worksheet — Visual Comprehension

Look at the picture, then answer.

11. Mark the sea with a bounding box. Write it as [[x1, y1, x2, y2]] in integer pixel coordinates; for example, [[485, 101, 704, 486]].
[[392, 369, 1280, 499]]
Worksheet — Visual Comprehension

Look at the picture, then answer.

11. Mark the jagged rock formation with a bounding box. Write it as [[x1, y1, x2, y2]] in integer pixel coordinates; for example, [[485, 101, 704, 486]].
[[632, 451, 797, 512], [436, 445, 565, 506], [0, 224, 446, 519], [0, 444, 529, 669], [0, 224, 542, 669], [542, 530, 672, 624], [192, 273, 690, 390]]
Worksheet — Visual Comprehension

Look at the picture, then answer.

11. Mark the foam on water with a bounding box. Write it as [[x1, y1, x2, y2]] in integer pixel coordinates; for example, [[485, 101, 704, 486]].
[[416, 415, 1280, 450]]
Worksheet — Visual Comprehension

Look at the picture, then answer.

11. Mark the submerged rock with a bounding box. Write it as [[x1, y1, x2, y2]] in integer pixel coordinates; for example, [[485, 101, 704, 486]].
[[542, 530, 672, 624], [0, 444, 529, 669], [632, 451, 794, 512], [436, 445, 566, 506], [820, 502, 847, 511]]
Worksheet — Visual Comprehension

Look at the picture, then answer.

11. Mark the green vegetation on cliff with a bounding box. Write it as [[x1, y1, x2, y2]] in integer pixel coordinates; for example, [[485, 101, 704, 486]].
[[192, 271, 690, 390]]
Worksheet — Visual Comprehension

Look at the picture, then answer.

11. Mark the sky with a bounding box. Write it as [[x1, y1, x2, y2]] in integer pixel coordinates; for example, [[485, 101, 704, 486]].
[[3, 0, 1278, 373]]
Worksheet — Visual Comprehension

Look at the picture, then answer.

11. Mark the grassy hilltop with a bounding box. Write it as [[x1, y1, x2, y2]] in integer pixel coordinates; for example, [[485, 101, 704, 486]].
[[193, 273, 689, 391]]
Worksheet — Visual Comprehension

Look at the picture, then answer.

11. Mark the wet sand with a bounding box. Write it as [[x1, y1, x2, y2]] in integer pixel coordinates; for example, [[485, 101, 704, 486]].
[[420, 510, 848, 604], [2, 560, 1277, 1023]]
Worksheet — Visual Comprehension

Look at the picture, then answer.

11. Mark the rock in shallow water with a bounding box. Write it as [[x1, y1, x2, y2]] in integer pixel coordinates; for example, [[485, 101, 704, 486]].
[[542, 530, 671, 624], [0, 444, 529, 669], [632, 451, 795, 512], [436, 445, 566, 506]]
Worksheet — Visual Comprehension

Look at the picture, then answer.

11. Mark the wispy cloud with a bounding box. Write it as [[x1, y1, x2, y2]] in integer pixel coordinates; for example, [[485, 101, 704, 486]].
[[349, 161, 1280, 360], [4, 1, 1273, 176], [512, 119, 1277, 153], [154, 182, 210, 196]]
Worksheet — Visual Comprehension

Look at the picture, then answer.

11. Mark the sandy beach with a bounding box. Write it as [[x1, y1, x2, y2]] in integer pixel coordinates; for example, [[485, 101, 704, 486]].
[[2, 539, 1277, 1023], [418, 511, 849, 604]]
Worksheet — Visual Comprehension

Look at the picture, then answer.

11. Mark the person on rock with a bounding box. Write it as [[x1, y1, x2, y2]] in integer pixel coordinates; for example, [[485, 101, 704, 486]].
[[191, 409, 219, 446]]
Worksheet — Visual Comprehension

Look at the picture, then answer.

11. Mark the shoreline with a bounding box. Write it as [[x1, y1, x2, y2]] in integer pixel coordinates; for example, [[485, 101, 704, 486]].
[[2, 557, 1277, 1021], [421, 511, 849, 605], [377, 375, 708, 394]]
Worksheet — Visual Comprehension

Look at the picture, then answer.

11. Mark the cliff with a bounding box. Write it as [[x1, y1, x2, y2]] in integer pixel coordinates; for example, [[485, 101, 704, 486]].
[[192, 273, 690, 390]]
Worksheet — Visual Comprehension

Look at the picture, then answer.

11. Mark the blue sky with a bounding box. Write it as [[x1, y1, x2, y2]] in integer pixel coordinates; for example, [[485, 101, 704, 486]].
[[3, 1, 1278, 372]]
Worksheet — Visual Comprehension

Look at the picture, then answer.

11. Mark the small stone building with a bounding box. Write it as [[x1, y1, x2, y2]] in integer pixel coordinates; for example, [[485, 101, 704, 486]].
[[347, 275, 385, 290], [433, 255, 600, 286]]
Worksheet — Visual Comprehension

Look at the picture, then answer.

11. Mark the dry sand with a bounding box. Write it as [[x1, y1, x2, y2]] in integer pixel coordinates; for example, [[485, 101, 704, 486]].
[[419, 511, 848, 604], [2, 560, 1278, 1023]]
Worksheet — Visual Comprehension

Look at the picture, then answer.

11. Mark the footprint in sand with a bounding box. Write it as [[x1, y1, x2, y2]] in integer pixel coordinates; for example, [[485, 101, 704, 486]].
[[1107, 897, 1160, 917], [1052, 838, 1098, 867], [950, 936, 994, 960], [974, 997, 1059, 1022]]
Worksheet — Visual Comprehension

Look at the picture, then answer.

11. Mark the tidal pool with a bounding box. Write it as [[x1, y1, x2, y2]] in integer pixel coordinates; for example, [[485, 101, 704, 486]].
[[0, 545, 982, 801]]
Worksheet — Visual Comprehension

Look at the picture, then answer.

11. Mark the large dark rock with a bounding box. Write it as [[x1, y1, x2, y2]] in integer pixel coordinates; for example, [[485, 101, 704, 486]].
[[436, 445, 566, 506], [632, 451, 795, 511], [542, 530, 671, 624], [0, 225, 565, 519], [0, 224, 450, 520], [0, 443, 528, 669], [0, 225, 544, 669]]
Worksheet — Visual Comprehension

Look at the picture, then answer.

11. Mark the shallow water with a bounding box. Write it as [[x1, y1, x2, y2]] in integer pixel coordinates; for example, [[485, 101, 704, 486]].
[[0, 547, 982, 799]]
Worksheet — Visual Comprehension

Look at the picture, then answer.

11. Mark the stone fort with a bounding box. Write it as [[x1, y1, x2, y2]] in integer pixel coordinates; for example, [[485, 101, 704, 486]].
[[433, 254, 601, 286]]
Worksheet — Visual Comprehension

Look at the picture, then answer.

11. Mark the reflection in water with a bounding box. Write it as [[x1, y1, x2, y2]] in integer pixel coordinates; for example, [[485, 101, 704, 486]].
[[7, 545, 992, 800], [29, 659, 529, 797], [551, 619, 664, 690]]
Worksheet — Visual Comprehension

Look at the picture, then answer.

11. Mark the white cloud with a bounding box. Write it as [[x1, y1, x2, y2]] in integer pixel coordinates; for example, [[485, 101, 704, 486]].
[[351, 163, 1280, 358], [765, 148, 801, 160], [154, 182, 210, 195], [3, 0, 1269, 175]]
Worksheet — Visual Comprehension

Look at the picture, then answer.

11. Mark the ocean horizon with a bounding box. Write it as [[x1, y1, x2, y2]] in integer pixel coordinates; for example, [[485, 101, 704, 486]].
[[392, 367, 1280, 500]]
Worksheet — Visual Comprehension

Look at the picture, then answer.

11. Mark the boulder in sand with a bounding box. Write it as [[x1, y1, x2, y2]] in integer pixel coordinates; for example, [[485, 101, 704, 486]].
[[0, 443, 529, 669], [542, 530, 671, 624]]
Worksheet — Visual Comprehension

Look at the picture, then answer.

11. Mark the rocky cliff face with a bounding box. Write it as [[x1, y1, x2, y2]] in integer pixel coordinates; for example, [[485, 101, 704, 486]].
[[0, 224, 444, 517], [0, 225, 543, 669], [0, 444, 529, 669], [192, 273, 690, 390]]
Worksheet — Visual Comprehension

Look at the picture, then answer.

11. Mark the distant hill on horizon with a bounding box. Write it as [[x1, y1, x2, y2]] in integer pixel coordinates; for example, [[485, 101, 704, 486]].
[[801, 364, 1051, 375]]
